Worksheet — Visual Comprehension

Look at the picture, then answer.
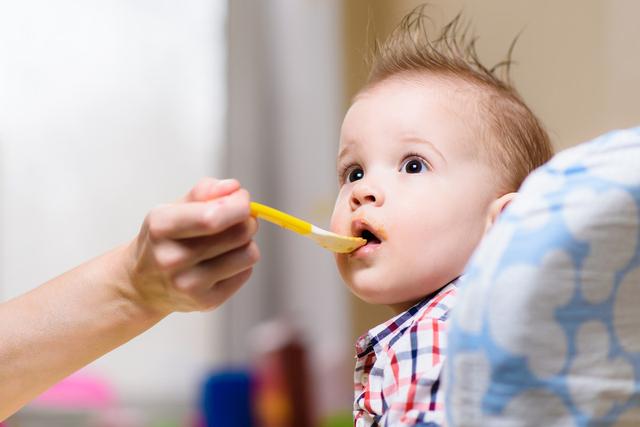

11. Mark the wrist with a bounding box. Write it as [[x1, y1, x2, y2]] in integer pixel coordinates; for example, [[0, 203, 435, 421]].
[[111, 242, 172, 323]]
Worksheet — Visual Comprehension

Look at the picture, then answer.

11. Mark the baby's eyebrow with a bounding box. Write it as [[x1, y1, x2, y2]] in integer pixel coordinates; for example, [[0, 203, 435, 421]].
[[337, 144, 353, 164], [402, 136, 447, 164]]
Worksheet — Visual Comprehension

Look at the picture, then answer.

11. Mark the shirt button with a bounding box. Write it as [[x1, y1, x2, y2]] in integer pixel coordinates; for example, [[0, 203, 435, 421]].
[[361, 373, 369, 385]]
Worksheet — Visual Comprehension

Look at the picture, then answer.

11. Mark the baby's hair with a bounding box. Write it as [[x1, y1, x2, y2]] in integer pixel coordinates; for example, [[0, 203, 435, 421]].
[[364, 5, 553, 193]]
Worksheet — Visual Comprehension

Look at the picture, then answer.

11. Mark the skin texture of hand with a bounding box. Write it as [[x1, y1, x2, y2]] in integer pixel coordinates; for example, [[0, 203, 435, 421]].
[[0, 177, 260, 420], [124, 177, 260, 315]]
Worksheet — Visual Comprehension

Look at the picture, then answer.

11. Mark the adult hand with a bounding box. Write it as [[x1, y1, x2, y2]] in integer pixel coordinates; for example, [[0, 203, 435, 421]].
[[0, 177, 260, 420], [124, 177, 260, 315]]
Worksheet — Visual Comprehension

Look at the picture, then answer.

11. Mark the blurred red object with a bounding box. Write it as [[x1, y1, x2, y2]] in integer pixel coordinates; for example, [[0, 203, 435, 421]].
[[250, 319, 314, 427]]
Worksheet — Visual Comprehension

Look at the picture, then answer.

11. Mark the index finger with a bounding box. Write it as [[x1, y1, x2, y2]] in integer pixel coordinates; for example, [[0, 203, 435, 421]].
[[148, 189, 251, 240]]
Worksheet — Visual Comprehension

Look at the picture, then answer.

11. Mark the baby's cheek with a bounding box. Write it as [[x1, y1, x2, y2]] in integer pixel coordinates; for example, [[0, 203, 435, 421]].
[[334, 257, 353, 288], [329, 215, 339, 233], [330, 191, 352, 232], [329, 207, 344, 234]]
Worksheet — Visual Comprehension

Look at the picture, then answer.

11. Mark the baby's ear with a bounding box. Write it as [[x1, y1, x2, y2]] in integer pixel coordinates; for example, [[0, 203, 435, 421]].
[[484, 192, 517, 234]]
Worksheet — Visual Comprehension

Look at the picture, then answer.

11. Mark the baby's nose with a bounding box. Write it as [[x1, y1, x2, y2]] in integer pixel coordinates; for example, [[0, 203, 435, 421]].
[[351, 193, 376, 206], [350, 182, 383, 209]]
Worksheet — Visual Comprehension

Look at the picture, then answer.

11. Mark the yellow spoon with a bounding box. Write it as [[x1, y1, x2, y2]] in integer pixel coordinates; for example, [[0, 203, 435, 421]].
[[250, 202, 366, 253]]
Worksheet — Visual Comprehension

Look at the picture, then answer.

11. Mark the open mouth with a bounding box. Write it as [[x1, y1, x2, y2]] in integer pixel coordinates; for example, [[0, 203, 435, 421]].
[[351, 218, 383, 252], [359, 229, 381, 245]]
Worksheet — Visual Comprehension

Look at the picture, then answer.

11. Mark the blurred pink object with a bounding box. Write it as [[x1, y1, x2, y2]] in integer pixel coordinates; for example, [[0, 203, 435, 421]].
[[32, 372, 116, 409]]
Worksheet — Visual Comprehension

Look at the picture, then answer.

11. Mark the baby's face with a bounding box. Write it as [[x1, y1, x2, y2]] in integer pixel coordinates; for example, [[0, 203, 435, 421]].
[[331, 75, 499, 311]]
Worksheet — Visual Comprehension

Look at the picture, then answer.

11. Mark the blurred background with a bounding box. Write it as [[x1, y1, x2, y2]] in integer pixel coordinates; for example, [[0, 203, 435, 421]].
[[0, 0, 638, 425]]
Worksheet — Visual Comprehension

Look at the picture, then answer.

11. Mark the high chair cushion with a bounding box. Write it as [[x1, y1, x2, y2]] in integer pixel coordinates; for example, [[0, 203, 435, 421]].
[[445, 127, 640, 426]]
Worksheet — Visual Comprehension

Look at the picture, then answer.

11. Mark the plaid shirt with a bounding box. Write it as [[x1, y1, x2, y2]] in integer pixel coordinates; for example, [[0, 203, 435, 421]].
[[353, 280, 458, 426]]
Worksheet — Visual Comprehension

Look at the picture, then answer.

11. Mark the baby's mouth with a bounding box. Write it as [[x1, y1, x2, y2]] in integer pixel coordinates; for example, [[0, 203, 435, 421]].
[[351, 219, 384, 250], [359, 229, 382, 245]]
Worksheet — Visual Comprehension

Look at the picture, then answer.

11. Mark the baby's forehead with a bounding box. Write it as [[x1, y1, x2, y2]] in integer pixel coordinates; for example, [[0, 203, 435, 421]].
[[356, 73, 488, 127], [346, 73, 490, 149], [360, 72, 487, 104]]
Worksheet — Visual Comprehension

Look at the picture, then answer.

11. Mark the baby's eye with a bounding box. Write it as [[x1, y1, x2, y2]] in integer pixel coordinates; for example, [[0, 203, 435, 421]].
[[400, 156, 429, 174], [347, 167, 364, 183], [338, 163, 364, 185]]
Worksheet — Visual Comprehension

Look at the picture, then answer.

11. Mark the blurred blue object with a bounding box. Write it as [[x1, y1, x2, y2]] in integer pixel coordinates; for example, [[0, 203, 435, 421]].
[[200, 369, 254, 427], [446, 126, 640, 426]]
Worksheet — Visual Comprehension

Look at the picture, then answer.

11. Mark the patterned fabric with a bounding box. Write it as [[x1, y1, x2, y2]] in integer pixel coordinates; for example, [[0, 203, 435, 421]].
[[445, 127, 640, 426], [354, 280, 458, 426]]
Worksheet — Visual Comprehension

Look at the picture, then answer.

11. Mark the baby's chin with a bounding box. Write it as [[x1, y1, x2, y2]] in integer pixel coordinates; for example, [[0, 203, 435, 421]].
[[341, 267, 447, 307], [350, 286, 418, 308], [343, 273, 414, 306]]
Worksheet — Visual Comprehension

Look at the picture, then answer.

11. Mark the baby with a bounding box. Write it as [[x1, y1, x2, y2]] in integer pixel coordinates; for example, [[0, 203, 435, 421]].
[[330, 10, 553, 426]]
